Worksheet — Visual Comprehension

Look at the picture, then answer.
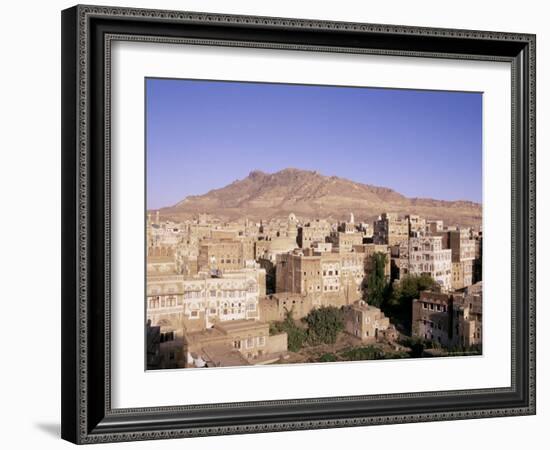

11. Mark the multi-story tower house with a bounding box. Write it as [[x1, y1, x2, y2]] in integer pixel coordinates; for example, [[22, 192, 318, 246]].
[[406, 214, 426, 237], [426, 219, 444, 234], [373, 212, 409, 246], [197, 237, 253, 273], [412, 282, 482, 349], [412, 289, 454, 346], [297, 219, 332, 248], [275, 248, 364, 307], [275, 249, 322, 297], [449, 228, 476, 290], [398, 235, 452, 290], [329, 231, 364, 252]]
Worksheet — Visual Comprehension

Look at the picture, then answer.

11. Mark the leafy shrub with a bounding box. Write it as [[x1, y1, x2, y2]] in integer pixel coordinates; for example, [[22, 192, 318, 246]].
[[270, 309, 307, 352], [341, 346, 383, 361], [318, 353, 337, 363], [304, 306, 344, 345]]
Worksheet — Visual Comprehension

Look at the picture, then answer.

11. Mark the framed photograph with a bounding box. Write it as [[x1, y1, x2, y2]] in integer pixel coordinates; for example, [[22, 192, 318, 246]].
[[61, 4, 536, 444]]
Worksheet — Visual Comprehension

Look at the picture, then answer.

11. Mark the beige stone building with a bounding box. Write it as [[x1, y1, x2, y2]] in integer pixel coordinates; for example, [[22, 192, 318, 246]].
[[254, 240, 271, 260], [259, 293, 314, 322], [453, 282, 483, 347], [237, 235, 257, 262], [337, 213, 358, 234], [276, 249, 323, 297], [147, 254, 178, 275], [411, 282, 482, 349], [343, 301, 395, 342], [406, 214, 427, 237], [174, 243, 199, 277], [412, 290, 454, 346], [147, 219, 179, 258], [259, 214, 298, 242], [449, 229, 476, 289], [210, 229, 238, 240], [426, 219, 444, 234], [254, 236, 298, 262], [183, 320, 288, 367], [146, 215, 186, 246], [358, 222, 373, 239], [329, 231, 364, 252], [275, 248, 364, 306], [312, 242, 333, 253], [197, 238, 245, 272], [398, 236, 452, 290], [146, 264, 266, 333], [298, 219, 332, 248], [187, 222, 214, 244], [373, 212, 409, 246], [339, 250, 366, 290], [451, 262, 466, 291]]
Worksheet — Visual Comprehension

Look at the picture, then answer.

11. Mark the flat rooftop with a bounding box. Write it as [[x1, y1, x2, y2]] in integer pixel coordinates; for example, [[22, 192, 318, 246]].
[[147, 256, 175, 263], [216, 319, 268, 333], [202, 343, 250, 367], [350, 301, 382, 312], [185, 320, 269, 345]]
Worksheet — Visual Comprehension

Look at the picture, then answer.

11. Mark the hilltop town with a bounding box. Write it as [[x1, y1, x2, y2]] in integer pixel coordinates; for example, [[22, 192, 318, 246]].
[[146, 201, 483, 369]]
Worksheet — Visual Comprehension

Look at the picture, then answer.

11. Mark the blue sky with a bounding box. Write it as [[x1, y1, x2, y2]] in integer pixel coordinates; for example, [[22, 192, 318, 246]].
[[146, 78, 482, 209]]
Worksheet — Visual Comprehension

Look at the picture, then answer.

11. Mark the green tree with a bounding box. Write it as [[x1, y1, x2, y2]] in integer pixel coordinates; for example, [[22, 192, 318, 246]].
[[387, 274, 436, 333], [364, 252, 389, 308], [270, 309, 307, 352], [305, 306, 344, 345], [342, 346, 383, 361], [318, 353, 337, 363], [393, 274, 436, 304], [400, 336, 427, 358]]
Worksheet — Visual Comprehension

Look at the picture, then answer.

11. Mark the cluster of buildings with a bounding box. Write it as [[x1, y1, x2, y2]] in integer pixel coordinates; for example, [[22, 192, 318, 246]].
[[373, 213, 481, 292], [411, 281, 483, 349], [146, 209, 483, 369]]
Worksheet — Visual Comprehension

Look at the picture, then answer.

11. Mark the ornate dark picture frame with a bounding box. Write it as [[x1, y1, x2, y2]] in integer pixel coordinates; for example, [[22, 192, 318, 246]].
[[61, 4, 536, 444]]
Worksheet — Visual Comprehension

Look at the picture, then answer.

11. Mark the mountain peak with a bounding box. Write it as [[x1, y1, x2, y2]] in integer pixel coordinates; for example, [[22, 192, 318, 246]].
[[248, 170, 267, 179], [276, 167, 316, 175], [248, 168, 319, 179], [162, 167, 481, 227]]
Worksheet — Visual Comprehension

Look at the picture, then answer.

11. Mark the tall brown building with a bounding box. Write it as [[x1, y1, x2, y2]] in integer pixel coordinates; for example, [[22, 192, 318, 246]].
[[406, 214, 426, 237], [373, 212, 409, 246], [449, 229, 476, 289], [412, 290, 454, 346], [412, 282, 482, 349], [275, 248, 364, 306], [398, 236, 452, 290], [329, 231, 363, 251], [298, 219, 332, 248], [276, 250, 322, 296]]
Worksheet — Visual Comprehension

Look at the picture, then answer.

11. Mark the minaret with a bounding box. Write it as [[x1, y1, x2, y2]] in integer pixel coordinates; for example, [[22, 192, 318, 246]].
[[288, 213, 298, 242], [350, 212, 355, 224], [155, 210, 160, 225]]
